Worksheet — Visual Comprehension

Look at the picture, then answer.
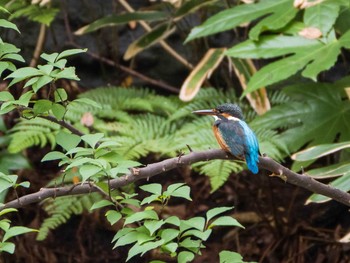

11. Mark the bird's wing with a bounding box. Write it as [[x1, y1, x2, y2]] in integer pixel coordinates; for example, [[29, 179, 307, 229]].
[[215, 121, 246, 158]]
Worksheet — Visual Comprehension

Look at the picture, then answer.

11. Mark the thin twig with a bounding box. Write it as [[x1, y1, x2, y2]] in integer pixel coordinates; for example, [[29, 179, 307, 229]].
[[38, 115, 85, 137], [2, 149, 350, 210]]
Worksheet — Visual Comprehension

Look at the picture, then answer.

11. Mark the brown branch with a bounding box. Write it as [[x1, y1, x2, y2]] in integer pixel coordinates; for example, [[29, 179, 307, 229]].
[[38, 115, 85, 137], [2, 149, 350, 210]]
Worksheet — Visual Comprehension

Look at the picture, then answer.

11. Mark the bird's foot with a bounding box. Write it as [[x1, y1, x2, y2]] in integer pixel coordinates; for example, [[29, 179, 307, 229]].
[[269, 169, 287, 182]]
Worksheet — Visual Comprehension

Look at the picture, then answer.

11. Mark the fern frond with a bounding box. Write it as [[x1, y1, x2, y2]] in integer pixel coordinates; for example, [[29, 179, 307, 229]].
[[8, 118, 60, 153], [37, 193, 102, 241], [193, 160, 242, 192]]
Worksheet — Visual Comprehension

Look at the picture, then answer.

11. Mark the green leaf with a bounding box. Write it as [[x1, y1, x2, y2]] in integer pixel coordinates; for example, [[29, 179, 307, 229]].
[[164, 216, 180, 226], [164, 184, 192, 201], [79, 164, 102, 181], [303, 1, 341, 37], [307, 162, 350, 179], [180, 48, 226, 102], [54, 88, 68, 102], [0, 19, 20, 33], [33, 99, 52, 114], [182, 229, 212, 241], [127, 239, 164, 262], [206, 206, 234, 222], [90, 199, 114, 210], [144, 220, 164, 236], [219, 250, 245, 263], [56, 131, 81, 151], [105, 210, 122, 225], [209, 216, 244, 229], [178, 251, 195, 263], [0, 91, 14, 101], [124, 23, 175, 60], [41, 151, 67, 162], [124, 210, 159, 225], [5, 67, 41, 80], [175, 0, 218, 19], [51, 103, 66, 120], [56, 48, 87, 60], [16, 91, 34, 107], [292, 142, 350, 161], [180, 217, 205, 232], [0, 174, 17, 194], [75, 12, 167, 35], [113, 230, 139, 248], [140, 183, 162, 195], [52, 67, 80, 81], [160, 228, 179, 243], [72, 98, 102, 108], [3, 226, 36, 242], [37, 64, 54, 75], [0, 242, 15, 254], [40, 53, 59, 63], [81, 133, 104, 148], [0, 208, 17, 217], [186, 0, 296, 42]]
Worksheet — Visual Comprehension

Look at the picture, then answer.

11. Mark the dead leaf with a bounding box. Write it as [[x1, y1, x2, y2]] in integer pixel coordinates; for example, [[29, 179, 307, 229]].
[[299, 27, 322, 39]]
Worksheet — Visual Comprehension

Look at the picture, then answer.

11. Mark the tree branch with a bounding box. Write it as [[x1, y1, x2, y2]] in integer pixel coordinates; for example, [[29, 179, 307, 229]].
[[2, 149, 350, 210]]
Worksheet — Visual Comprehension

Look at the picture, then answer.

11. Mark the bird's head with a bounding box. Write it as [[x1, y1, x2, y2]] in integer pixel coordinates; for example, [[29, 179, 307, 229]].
[[192, 103, 244, 121]]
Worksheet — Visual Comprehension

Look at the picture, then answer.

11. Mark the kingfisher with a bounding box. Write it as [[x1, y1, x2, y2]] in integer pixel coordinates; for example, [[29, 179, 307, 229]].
[[193, 103, 260, 174]]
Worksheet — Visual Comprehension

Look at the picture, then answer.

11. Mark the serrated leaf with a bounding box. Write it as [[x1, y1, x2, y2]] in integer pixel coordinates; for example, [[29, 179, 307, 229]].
[[75, 12, 167, 35], [41, 151, 67, 162], [180, 48, 225, 102], [124, 23, 175, 60]]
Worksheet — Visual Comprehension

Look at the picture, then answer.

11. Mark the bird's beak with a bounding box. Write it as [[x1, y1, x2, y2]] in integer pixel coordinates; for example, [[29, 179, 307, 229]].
[[192, 109, 217, 115]]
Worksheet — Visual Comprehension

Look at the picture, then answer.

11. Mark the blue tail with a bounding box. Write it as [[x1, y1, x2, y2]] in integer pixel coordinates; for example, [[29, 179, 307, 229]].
[[245, 153, 259, 174]]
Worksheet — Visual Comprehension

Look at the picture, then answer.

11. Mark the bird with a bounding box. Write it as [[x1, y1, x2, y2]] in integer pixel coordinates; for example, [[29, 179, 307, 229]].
[[193, 103, 260, 174]]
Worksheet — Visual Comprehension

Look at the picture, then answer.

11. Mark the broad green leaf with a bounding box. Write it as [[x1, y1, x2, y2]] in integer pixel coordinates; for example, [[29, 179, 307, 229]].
[[90, 200, 114, 210], [219, 250, 245, 263], [56, 131, 81, 151], [164, 216, 180, 226], [105, 210, 122, 225], [1, 53, 25, 63], [307, 172, 350, 204], [186, 0, 295, 42], [52, 67, 80, 81], [144, 219, 164, 236], [40, 53, 58, 63], [81, 133, 104, 148], [180, 48, 225, 102], [33, 99, 52, 115], [178, 251, 195, 263], [162, 242, 178, 254], [113, 230, 139, 248], [182, 229, 212, 241], [251, 82, 350, 157], [124, 210, 159, 226], [0, 62, 9, 77], [3, 226, 36, 242], [126, 239, 164, 262], [16, 91, 34, 106], [241, 30, 350, 96], [164, 185, 192, 201], [51, 103, 66, 120], [303, 1, 341, 37], [0, 208, 17, 217], [37, 64, 54, 75], [0, 242, 15, 254], [292, 142, 350, 161], [160, 228, 179, 243], [206, 206, 234, 222], [32, 75, 54, 92], [75, 12, 167, 35], [0, 19, 20, 33], [124, 23, 175, 60], [0, 91, 14, 101], [54, 88, 68, 102], [307, 162, 350, 179], [209, 216, 244, 229], [180, 217, 205, 232], [0, 174, 17, 194], [140, 183, 162, 195], [41, 151, 67, 162], [56, 48, 87, 60], [5, 67, 41, 79], [17, 181, 30, 188], [79, 164, 102, 181]]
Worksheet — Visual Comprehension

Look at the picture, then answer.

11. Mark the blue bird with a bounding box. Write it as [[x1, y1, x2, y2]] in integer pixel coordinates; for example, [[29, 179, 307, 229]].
[[193, 103, 260, 174]]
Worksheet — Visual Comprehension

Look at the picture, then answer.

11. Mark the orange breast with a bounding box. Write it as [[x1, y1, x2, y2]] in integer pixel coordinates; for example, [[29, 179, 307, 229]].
[[212, 125, 230, 152]]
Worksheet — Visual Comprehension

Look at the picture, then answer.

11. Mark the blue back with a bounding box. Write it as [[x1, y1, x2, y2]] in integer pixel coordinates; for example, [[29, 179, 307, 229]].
[[216, 119, 259, 174]]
